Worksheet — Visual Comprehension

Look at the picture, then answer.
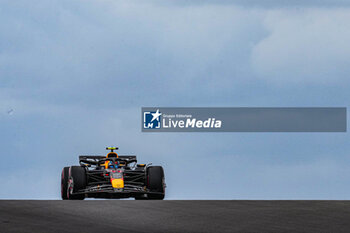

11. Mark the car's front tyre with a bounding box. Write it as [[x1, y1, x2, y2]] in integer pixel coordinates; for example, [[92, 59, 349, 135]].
[[147, 166, 165, 200], [67, 166, 86, 200]]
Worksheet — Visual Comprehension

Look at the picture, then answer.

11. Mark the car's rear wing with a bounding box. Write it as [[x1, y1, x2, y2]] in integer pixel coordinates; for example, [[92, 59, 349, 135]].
[[79, 155, 137, 165]]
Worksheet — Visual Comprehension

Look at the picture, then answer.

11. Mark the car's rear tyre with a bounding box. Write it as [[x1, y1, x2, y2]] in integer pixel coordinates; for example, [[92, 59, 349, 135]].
[[61, 167, 69, 200], [67, 166, 86, 200], [147, 166, 165, 200]]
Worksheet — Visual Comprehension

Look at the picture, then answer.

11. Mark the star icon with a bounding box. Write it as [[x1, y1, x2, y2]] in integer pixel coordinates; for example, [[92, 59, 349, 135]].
[[151, 109, 162, 122]]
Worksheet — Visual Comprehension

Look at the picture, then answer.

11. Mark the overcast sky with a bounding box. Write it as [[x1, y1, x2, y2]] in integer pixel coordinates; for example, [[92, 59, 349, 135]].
[[0, 0, 349, 199]]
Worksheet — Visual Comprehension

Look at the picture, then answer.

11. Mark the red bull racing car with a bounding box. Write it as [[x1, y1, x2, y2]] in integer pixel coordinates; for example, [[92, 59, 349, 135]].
[[61, 147, 165, 200]]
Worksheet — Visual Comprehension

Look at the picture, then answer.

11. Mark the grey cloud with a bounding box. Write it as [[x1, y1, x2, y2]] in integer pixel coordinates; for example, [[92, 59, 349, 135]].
[[251, 8, 350, 84], [0, 1, 267, 108], [2, 1, 349, 109]]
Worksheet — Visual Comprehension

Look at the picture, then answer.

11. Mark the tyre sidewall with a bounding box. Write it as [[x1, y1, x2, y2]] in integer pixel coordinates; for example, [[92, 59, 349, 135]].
[[61, 167, 69, 200]]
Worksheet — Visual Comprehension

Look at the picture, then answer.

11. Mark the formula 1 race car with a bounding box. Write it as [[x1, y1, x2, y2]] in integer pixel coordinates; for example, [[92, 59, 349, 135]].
[[61, 147, 165, 200]]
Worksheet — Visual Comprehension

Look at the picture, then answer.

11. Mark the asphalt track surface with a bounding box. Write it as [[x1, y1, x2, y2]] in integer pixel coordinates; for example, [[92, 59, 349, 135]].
[[1, 200, 350, 233]]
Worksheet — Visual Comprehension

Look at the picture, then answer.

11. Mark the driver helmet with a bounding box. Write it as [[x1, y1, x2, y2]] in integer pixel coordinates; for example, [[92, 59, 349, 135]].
[[108, 161, 118, 169]]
